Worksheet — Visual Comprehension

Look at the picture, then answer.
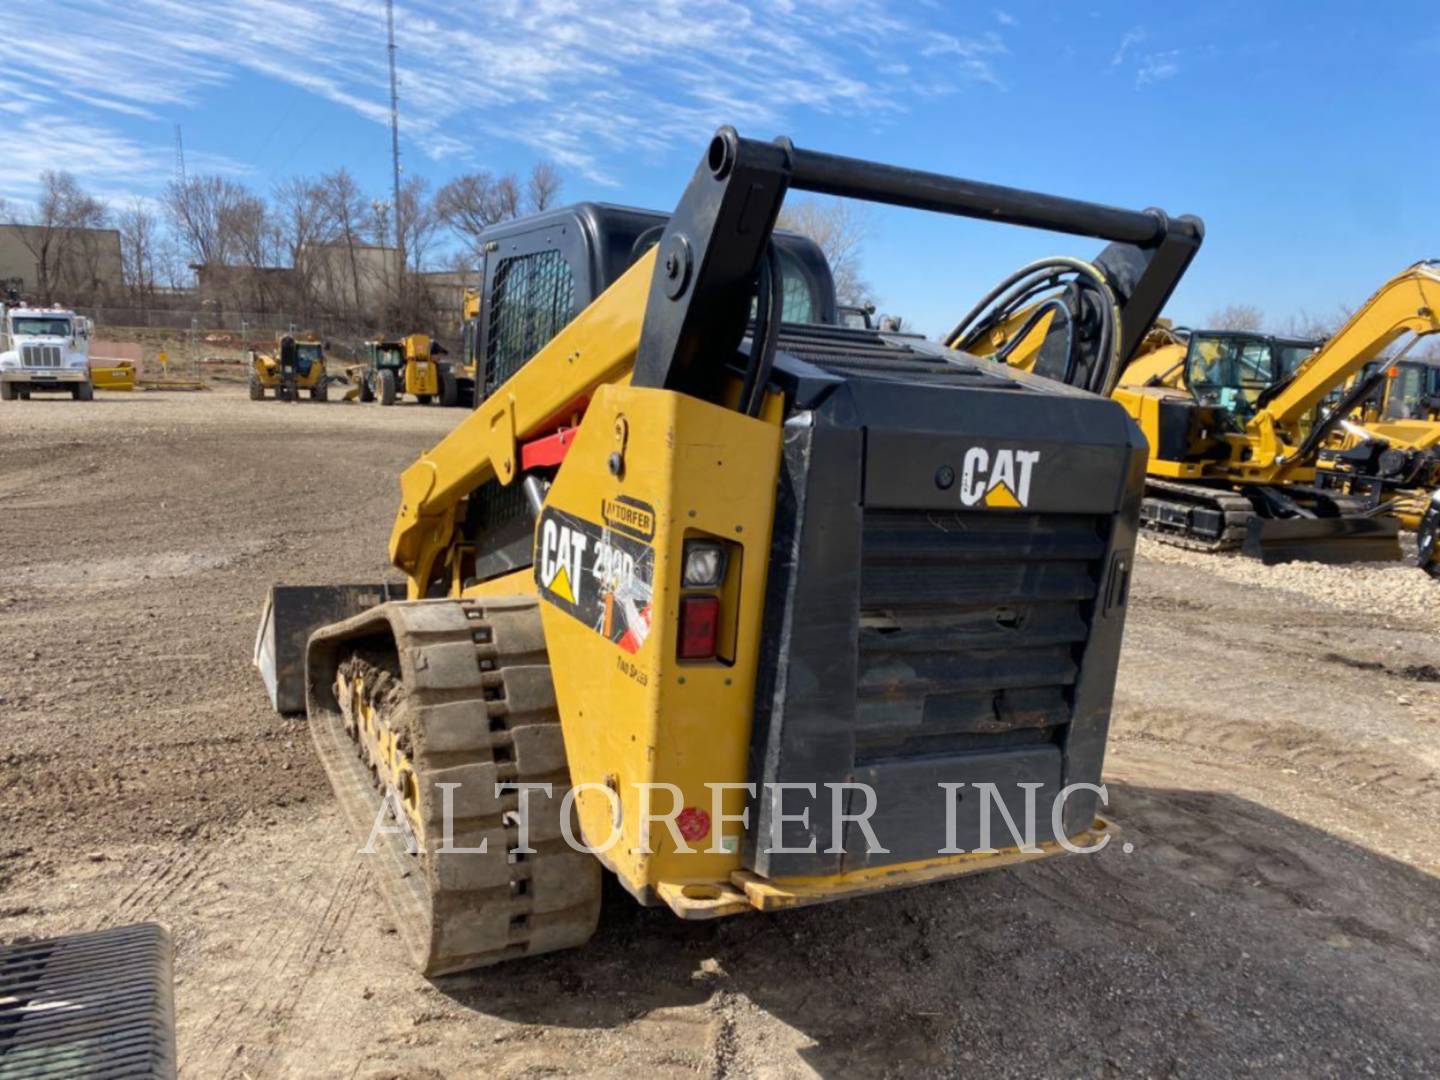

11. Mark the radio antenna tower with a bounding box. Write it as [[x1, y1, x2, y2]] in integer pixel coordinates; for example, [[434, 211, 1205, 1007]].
[[174, 124, 188, 186], [385, 0, 405, 284]]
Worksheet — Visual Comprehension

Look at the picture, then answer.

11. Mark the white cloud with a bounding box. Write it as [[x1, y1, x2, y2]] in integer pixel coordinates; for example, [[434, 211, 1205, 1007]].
[[1, 0, 1013, 189], [994, 9, 1017, 26], [1136, 50, 1182, 86], [1111, 28, 1146, 67], [1108, 27, 1181, 89]]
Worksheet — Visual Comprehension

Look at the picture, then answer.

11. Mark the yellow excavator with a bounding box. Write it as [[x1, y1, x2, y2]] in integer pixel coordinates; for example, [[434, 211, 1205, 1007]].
[[253, 128, 1203, 975], [960, 260, 1440, 562]]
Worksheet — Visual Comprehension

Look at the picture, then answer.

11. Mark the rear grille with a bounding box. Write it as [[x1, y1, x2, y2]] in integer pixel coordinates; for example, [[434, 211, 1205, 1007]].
[[20, 344, 62, 368], [854, 509, 1105, 764]]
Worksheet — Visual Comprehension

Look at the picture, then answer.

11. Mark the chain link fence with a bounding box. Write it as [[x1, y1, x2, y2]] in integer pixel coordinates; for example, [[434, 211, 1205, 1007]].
[[75, 305, 364, 339]]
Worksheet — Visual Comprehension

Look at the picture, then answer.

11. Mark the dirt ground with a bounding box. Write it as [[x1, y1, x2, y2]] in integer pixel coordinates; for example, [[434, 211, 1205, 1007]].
[[2, 387, 1437, 1079]]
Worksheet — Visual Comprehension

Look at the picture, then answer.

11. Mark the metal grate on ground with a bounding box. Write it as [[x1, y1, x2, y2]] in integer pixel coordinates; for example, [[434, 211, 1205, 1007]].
[[0, 922, 176, 1079]]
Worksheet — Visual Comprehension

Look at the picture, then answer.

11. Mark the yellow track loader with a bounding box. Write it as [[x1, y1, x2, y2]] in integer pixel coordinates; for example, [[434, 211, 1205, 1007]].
[[249, 333, 329, 402], [254, 128, 1203, 976]]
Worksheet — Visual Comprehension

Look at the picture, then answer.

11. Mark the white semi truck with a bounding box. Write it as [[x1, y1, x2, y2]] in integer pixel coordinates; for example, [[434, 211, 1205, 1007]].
[[0, 305, 94, 400]]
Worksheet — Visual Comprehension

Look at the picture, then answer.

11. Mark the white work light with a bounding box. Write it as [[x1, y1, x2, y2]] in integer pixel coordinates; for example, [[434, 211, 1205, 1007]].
[[682, 540, 728, 588]]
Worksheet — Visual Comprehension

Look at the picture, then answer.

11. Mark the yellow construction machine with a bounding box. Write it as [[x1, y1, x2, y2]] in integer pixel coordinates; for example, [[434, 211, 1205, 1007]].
[[456, 288, 482, 406], [350, 334, 457, 406], [961, 259, 1440, 562], [249, 333, 330, 401], [254, 128, 1204, 976], [1420, 490, 1439, 576], [1316, 356, 1440, 529]]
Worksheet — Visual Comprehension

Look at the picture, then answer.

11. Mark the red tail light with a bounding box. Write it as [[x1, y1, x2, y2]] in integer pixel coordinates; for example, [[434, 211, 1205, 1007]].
[[678, 596, 720, 660]]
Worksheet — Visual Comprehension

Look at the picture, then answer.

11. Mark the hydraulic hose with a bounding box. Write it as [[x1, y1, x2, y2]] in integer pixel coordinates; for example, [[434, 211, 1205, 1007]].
[[739, 243, 784, 417], [946, 257, 1121, 396]]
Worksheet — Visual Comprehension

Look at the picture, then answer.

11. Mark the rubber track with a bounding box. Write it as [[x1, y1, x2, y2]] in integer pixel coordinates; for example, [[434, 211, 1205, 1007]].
[[307, 596, 601, 976], [1141, 478, 1257, 553]]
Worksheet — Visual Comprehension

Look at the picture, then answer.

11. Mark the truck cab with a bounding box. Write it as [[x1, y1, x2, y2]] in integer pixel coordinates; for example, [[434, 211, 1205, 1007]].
[[0, 306, 94, 401]]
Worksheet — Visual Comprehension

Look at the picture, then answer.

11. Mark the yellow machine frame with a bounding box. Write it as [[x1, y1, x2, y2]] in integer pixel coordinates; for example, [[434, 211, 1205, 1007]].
[[375, 246, 1109, 918]]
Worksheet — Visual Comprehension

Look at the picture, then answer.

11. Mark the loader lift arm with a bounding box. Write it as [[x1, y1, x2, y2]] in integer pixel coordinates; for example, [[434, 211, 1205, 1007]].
[[393, 127, 1204, 596]]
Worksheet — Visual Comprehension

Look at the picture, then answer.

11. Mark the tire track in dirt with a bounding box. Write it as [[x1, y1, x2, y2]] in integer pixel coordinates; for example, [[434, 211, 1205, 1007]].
[[233, 858, 370, 1078], [105, 841, 216, 928], [183, 831, 369, 1078]]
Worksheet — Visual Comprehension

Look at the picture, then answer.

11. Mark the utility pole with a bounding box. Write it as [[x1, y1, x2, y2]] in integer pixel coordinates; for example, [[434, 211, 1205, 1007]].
[[385, 0, 405, 302]]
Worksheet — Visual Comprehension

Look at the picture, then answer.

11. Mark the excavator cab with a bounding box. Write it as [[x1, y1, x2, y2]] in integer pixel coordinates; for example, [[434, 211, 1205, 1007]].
[[1184, 332, 1324, 431], [1185, 332, 1278, 424]]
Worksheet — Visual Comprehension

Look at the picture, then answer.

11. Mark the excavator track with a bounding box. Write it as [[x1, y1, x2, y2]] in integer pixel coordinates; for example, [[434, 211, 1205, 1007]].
[[1139, 478, 1257, 552], [305, 596, 601, 977]]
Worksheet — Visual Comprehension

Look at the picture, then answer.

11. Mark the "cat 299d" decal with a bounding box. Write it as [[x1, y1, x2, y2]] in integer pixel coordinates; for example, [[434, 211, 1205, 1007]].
[[535, 504, 655, 654]]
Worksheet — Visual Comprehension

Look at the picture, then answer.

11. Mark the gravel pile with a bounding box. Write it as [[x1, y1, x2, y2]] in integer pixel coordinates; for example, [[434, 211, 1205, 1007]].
[[1137, 534, 1440, 629]]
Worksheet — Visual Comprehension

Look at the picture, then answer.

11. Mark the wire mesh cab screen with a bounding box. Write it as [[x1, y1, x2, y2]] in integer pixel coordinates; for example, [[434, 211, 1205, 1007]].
[[485, 249, 577, 394]]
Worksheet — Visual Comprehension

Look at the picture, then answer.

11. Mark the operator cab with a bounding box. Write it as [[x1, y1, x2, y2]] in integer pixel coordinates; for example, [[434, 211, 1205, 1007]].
[[469, 203, 839, 406], [1184, 331, 1321, 427], [1362, 357, 1440, 420], [370, 342, 407, 369]]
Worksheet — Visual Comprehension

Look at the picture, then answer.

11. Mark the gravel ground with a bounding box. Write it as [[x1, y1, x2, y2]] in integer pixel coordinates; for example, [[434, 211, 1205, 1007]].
[[1, 387, 1437, 1078]]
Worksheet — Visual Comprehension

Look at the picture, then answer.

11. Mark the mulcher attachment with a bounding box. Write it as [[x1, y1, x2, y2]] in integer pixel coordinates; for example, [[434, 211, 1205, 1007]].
[[0, 922, 176, 1079], [305, 596, 601, 977]]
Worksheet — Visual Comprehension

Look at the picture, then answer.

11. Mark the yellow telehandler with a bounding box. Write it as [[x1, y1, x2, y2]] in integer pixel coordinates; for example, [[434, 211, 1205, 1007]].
[[254, 128, 1203, 975], [249, 333, 329, 401], [350, 334, 456, 406]]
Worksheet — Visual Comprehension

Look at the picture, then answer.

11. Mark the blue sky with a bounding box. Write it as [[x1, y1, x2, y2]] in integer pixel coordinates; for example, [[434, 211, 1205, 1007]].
[[2, 0, 1436, 337]]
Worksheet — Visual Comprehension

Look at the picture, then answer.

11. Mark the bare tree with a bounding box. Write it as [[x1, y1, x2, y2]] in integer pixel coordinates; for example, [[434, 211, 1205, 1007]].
[[1276, 306, 1350, 342], [273, 177, 336, 318], [221, 192, 279, 311], [15, 171, 107, 304], [776, 196, 872, 307], [117, 200, 159, 302], [163, 175, 257, 269], [1205, 303, 1264, 331], [319, 169, 373, 318], [526, 162, 562, 213], [435, 172, 496, 255], [437, 163, 561, 258]]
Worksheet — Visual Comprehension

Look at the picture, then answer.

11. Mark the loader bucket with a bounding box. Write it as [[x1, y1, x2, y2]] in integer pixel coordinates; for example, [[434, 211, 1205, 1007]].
[[90, 362, 136, 391], [254, 584, 404, 713], [1240, 515, 1402, 565]]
